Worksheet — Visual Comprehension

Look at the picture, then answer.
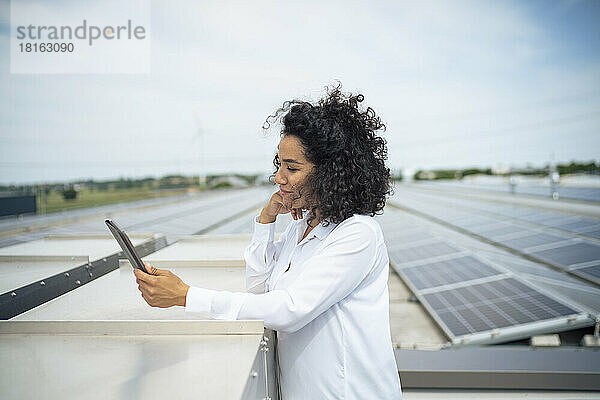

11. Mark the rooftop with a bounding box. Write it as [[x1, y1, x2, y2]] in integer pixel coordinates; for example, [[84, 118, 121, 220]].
[[1, 182, 599, 398]]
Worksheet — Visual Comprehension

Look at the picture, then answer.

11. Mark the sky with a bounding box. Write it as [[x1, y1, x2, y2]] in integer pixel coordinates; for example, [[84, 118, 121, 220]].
[[0, 0, 599, 184]]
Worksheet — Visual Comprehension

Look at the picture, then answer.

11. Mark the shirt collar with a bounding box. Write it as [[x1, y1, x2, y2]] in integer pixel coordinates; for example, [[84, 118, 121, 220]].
[[296, 210, 338, 242], [312, 220, 338, 240]]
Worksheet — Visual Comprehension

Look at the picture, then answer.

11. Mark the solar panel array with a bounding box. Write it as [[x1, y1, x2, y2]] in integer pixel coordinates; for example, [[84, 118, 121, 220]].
[[574, 265, 600, 283], [422, 278, 579, 338], [0, 187, 274, 306], [378, 208, 591, 345], [402, 256, 500, 290], [0, 187, 272, 248], [425, 180, 600, 202], [388, 240, 464, 265], [2, 183, 596, 346], [388, 188, 600, 287]]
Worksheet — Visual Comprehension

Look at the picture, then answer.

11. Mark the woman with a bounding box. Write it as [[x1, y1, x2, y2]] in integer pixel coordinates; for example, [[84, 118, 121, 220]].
[[135, 85, 403, 399]]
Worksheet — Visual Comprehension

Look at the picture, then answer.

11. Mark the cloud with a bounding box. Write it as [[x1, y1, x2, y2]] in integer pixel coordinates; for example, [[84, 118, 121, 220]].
[[1, 0, 599, 184]]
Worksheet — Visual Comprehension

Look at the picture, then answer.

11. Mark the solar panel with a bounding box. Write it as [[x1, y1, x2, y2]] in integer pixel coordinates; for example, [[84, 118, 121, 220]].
[[384, 230, 435, 244], [451, 216, 497, 228], [584, 230, 600, 239], [401, 256, 502, 290], [529, 242, 600, 267], [558, 220, 600, 233], [536, 216, 581, 227], [571, 265, 600, 286], [496, 233, 569, 251], [388, 241, 461, 265], [519, 213, 561, 224], [422, 278, 581, 339], [471, 224, 526, 238], [468, 222, 510, 233]]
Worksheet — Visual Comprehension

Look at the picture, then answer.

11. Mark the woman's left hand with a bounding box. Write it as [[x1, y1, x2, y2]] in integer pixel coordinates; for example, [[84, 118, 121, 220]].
[[134, 264, 190, 308]]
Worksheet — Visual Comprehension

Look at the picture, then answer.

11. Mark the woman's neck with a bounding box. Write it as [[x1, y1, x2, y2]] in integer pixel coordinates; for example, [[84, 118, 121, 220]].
[[300, 220, 317, 243], [299, 210, 322, 243], [306, 210, 322, 228]]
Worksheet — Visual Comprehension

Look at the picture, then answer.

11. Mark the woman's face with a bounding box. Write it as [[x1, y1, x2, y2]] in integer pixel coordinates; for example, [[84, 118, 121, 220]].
[[274, 134, 315, 210]]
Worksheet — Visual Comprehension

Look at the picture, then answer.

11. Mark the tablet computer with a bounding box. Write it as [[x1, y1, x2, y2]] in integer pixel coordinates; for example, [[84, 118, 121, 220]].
[[105, 219, 148, 273]]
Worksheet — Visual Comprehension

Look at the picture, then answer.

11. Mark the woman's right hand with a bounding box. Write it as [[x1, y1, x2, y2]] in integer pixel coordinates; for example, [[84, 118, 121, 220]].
[[259, 191, 303, 224]]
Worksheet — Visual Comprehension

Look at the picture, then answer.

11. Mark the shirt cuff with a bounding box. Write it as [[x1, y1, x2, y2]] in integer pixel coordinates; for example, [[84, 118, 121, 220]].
[[185, 286, 215, 315], [253, 214, 275, 243]]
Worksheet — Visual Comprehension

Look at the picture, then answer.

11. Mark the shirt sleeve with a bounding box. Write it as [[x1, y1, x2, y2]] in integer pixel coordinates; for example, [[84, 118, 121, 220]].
[[243, 214, 293, 294], [185, 218, 379, 333]]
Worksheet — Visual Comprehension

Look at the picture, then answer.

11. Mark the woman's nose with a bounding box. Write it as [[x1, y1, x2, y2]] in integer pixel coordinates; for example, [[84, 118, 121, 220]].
[[274, 169, 286, 184]]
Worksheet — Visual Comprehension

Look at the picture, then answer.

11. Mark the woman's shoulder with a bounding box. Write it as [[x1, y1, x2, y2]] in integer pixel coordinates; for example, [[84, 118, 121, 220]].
[[329, 214, 384, 244]]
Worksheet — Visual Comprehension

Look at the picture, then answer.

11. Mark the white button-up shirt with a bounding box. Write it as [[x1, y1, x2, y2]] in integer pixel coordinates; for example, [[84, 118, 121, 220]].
[[186, 211, 402, 399]]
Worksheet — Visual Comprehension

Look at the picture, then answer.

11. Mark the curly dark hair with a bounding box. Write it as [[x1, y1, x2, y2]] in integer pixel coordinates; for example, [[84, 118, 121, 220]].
[[263, 83, 392, 226]]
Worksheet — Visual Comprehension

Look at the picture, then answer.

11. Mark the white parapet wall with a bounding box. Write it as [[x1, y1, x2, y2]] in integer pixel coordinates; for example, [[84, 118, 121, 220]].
[[2, 234, 279, 399]]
